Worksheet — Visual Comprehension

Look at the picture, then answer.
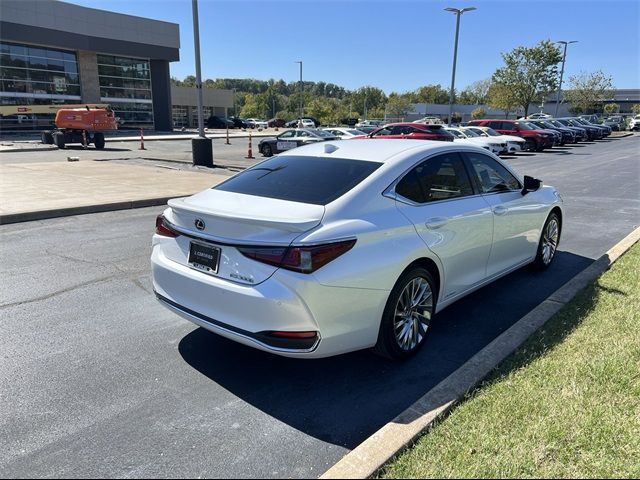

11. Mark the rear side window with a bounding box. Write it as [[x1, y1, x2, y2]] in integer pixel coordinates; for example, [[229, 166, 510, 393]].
[[395, 152, 473, 204], [214, 156, 381, 205]]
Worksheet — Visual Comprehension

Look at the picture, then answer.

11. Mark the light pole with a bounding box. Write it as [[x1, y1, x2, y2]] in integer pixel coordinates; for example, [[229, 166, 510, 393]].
[[295, 61, 303, 124], [191, 0, 213, 167], [444, 6, 476, 126], [554, 40, 578, 117]]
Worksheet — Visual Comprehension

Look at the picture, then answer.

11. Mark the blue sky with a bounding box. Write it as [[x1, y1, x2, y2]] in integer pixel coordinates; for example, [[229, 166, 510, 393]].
[[71, 0, 639, 93]]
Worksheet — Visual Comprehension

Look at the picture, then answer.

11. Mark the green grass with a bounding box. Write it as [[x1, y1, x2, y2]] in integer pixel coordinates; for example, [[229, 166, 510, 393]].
[[381, 243, 640, 479]]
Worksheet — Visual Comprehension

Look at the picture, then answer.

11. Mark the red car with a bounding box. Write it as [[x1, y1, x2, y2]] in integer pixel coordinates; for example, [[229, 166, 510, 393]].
[[354, 123, 454, 142], [267, 117, 286, 128], [468, 119, 554, 152]]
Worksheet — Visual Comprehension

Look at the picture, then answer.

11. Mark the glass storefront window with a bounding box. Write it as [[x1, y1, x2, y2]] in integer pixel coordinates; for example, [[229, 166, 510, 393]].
[[97, 54, 154, 128]]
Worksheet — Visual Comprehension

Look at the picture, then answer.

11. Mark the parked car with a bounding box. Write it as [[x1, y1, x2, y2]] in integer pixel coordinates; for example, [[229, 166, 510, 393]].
[[258, 128, 339, 156], [629, 115, 640, 131], [527, 120, 568, 145], [267, 118, 286, 128], [285, 117, 321, 128], [525, 113, 553, 120], [602, 116, 625, 131], [467, 119, 554, 151], [444, 127, 506, 154], [322, 127, 367, 139], [528, 120, 577, 144], [546, 119, 587, 141], [229, 117, 249, 129], [356, 126, 379, 135], [578, 114, 601, 124], [464, 126, 527, 153], [152, 140, 563, 359], [245, 118, 268, 129], [356, 123, 454, 142], [557, 118, 603, 140], [573, 117, 611, 136], [355, 119, 385, 128], [522, 122, 562, 146], [340, 117, 359, 127], [206, 116, 234, 129]]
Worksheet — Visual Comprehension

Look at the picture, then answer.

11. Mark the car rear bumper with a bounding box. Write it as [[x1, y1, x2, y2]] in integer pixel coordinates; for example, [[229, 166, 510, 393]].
[[151, 246, 388, 358]]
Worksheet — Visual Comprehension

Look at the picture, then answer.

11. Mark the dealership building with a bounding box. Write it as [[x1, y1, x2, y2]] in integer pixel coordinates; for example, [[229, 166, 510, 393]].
[[0, 0, 232, 132]]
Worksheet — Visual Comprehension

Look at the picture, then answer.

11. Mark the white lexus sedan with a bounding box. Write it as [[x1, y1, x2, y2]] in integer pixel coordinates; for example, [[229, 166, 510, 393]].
[[152, 140, 563, 359], [444, 127, 507, 155]]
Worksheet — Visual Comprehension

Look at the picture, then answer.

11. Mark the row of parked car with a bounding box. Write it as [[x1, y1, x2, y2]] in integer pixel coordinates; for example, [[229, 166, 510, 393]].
[[528, 112, 640, 132], [256, 116, 619, 157]]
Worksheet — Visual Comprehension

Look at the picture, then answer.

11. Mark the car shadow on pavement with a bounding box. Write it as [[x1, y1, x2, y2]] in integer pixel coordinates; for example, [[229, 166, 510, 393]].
[[62, 146, 132, 151], [178, 250, 593, 450]]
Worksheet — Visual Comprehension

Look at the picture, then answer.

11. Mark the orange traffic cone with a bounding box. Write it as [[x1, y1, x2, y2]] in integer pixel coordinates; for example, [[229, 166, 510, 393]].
[[139, 128, 146, 150], [245, 132, 255, 159]]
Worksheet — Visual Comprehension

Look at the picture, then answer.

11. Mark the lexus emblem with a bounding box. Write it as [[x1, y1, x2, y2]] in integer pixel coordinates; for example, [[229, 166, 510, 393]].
[[194, 218, 205, 230]]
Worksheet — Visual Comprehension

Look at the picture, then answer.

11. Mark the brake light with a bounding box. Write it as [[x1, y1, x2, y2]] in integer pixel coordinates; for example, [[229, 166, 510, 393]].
[[238, 239, 356, 273], [155, 214, 178, 237]]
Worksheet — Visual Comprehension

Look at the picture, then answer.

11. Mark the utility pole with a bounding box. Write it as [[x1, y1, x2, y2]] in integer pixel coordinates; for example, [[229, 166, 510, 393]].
[[445, 7, 476, 126], [554, 40, 578, 117]]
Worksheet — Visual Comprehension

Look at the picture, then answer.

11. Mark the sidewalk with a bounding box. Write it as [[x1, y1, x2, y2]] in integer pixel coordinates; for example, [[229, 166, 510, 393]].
[[0, 160, 229, 224]]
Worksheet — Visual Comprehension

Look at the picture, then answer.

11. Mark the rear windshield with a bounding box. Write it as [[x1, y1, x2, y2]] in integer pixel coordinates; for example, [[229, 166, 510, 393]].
[[214, 156, 382, 205]]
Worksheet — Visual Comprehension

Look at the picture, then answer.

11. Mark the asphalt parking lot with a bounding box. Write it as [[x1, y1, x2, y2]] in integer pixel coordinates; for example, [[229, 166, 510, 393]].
[[0, 136, 638, 478]]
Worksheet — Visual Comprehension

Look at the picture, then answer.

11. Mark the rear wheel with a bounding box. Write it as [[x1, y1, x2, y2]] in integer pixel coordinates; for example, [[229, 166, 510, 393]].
[[41, 131, 54, 144], [531, 212, 561, 270], [53, 132, 65, 149], [93, 132, 105, 149], [373, 267, 436, 360], [262, 143, 273, 157]]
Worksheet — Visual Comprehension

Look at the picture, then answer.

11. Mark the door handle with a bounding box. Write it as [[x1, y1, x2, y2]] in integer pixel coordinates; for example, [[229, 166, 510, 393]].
[[493, 205, 508, 216], [425, 217, 449, 229]]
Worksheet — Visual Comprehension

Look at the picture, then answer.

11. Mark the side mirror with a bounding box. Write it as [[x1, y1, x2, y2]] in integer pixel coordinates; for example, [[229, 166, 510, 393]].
[[522, 175, 542, 195]]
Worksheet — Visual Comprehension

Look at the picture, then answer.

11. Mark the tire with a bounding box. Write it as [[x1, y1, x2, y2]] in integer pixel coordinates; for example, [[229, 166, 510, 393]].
[[536, 143, 545, 152], [373, 267, 437, 360], [93, 132, 105, 150], [531, 212, 561, 271], [53, 132, 65, 149], [525, 138, 536, 152], [262, 143, 273, 157], [41, 131, 54, 144]]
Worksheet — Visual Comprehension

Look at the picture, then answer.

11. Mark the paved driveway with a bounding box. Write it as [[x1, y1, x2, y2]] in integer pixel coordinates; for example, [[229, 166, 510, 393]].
[[0, 136, 638, 478]]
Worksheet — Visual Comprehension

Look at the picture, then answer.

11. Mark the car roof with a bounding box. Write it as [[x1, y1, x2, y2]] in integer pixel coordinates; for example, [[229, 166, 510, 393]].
[[277, 138, 487, 164]]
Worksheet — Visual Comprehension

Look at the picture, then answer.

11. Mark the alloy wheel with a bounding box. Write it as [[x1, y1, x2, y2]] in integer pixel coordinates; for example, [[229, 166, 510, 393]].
[[542, 218, 559, 265], [393, 277, 433, 351]]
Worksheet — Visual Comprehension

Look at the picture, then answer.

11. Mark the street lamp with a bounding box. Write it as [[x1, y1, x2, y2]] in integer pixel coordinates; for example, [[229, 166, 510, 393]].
[[444, 6, 476, 126], [554, 40, 578, 117], [191, 0, 213, 167], [295, 61, 303, 125]]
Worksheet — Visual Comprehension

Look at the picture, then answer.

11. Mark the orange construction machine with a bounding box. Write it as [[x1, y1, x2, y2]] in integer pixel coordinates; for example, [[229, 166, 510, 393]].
[[41, 105, 118, 149]]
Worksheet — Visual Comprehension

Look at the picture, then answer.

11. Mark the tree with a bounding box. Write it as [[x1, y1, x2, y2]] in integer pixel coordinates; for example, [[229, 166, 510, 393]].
[[386, 94, 413, 121], [603, 103, 619, 115], [491, 40, 562, 117], [486, 82, 520, 118], [632, 104, 640, 115], [451, 112, 463, 124], [411, 84, 450, 104], [460, 79, 492, 104], [471, 107, 486, 119], [563, 70, 614, 114]]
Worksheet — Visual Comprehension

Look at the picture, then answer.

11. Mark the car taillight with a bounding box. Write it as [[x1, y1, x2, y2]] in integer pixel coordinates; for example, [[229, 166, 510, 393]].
[[155, 213, 178, 238], [238, 239, 356, 273]]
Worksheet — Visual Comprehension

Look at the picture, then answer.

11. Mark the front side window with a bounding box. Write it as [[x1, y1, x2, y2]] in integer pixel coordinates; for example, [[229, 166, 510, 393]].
[[278, 130, 295, 139], [395, 152, 474, 204], [465, 152, 521, 193]]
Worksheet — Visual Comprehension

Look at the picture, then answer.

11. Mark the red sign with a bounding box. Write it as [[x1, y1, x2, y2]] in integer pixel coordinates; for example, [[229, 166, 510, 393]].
[[18, 107, 29, 112]]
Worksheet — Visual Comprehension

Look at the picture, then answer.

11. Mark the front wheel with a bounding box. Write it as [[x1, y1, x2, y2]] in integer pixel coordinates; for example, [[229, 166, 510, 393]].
[[525, 138, 536, 152], [262, 143, 273, 157], [531, 212, 561, 270], [373, 267, 436, 360], [93, 132, 105, 149]]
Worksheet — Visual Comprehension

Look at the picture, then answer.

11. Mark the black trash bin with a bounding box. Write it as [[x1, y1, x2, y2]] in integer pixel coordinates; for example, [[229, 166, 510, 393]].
[[192, 137, 213, 168]]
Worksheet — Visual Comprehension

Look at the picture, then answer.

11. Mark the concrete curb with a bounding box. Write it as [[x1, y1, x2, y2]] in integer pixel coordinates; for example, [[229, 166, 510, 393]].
[[0, 196, 176, 225], [0, 146, 57, 153], [320, 225, 640, 479]]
